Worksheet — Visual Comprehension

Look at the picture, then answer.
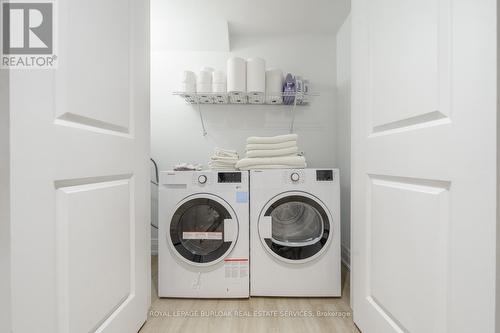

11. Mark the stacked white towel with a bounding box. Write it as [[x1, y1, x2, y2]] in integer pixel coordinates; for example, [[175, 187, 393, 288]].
[[208, 148, 239, 170], [236, 134, 307, 170]]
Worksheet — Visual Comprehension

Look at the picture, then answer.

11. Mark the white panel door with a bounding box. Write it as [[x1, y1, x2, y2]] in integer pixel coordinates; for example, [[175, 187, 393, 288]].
[[8, 0, 150, 332], [351, 0, 497, 332]]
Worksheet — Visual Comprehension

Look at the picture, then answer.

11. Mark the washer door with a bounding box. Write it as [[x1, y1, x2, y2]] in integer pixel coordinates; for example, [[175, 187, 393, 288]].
[[258, 192, 332, 263], [169, 194, 239, 266]]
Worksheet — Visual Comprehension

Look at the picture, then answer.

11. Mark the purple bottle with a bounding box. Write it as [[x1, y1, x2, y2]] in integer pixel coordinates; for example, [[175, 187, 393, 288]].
[[283, 73, 296, 105]]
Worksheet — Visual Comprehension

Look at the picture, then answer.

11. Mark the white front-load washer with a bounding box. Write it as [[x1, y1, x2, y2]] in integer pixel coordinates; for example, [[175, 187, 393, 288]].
[[159, 170, 249, 298], [250, 168, 341, 297]]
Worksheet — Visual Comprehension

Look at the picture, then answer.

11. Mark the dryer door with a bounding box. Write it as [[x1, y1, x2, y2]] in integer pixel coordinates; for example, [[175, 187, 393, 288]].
[[169, 194, 239, 266], [258, 191, 333, 263]]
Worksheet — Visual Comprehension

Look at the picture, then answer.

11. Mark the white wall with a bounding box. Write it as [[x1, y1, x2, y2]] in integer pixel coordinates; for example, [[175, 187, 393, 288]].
[[151, 34, 337, 170], [0, 69, 10, 332], [336, 16, 351, 267]]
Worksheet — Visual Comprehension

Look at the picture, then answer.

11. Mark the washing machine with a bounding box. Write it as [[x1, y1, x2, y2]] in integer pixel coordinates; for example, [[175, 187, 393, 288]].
[[250, 168, 341, 297], [158, 170, 249, 298]]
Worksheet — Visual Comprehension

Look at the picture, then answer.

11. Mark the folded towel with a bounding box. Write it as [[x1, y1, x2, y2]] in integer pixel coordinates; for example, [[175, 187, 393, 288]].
[[238, 163, 307, 170], [246, 134, 298, 145], [236, 155, 306, 169], [246, 140, 297, 151], [209, 159, 237, 166], [208, 159, 238, 170], [210, 155, 239, 162], [209, 147, 239, 170], [246, 146, 298, 158], [214, 147, 238, 158]]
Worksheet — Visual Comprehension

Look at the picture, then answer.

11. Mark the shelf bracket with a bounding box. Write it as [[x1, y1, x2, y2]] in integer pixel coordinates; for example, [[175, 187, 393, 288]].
[[196, 99, 208, 136]]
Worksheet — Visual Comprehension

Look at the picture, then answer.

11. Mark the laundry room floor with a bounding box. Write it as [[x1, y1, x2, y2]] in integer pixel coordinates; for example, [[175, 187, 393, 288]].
[[140, 256, 359, 333]]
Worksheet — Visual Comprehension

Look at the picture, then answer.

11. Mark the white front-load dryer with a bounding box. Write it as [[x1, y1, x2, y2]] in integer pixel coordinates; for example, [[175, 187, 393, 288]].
[[250, 168, 341, 297], [159, 170, 249, 298]]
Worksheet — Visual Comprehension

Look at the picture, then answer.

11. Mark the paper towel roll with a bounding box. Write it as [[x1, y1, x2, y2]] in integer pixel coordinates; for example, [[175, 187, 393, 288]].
[[197, 70, 212, 84], [197, 70, 212, 93], [212, 70, 226, 94], [212, 70, 226, 83], [266, 69, 284, 104], [227, 57, 246, 94], [212, 71, 227, 94], [181, 70, 196, 83], [197, 83, 212, 93], [246, 57, 265, 93], [212, 82, 226, 93]]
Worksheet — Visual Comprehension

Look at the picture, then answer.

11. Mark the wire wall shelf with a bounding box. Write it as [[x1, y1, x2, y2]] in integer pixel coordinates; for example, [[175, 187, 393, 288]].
[[172, 91, 319, 136], [172, 91, 318, 105]]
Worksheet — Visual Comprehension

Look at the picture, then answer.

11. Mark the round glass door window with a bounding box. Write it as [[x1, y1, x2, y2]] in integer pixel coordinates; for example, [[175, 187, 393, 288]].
[[259, 194, 331, 262], [169, 196, 238, 265]]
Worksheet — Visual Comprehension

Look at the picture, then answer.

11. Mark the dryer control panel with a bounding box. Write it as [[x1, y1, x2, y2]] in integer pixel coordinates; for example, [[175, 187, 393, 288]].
[[316, 170, 334, 181], [218, 172, 242, 183]]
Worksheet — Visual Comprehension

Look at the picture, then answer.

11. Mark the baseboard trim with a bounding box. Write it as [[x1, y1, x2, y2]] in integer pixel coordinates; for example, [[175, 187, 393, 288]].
[[341, 244, 350, 270]]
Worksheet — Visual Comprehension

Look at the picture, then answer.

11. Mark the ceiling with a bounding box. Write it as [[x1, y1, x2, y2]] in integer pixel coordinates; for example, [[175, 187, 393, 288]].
[[151, 0, 351, 37]]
